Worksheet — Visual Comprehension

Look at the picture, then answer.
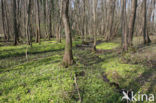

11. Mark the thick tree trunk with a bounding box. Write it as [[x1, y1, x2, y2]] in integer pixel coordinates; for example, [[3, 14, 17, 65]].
[[128, 0, 137, 46], [143, 0, 151, 44], [62, 0, 74, 67]]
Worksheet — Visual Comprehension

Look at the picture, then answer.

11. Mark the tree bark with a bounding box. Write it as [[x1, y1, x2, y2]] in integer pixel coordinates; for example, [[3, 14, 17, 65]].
[[44, 0, 48, 38], [128, 0, 137, 46], [105, 0, 116, 41], [27, 0, 33, 46], [143, 0, 151, 44], [92, 0, 98, 51], [121, 0, 128, 51], [4, 0, 10, 41], [36, 0, 41, 43], [1, 0, 7, 40], [49, 0, 54, 40], [62, 0, 74, 67], [13, 0, 19, 45]]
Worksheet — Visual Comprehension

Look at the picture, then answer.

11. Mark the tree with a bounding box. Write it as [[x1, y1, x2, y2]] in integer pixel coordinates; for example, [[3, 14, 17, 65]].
[[128, 0, 137, 46], [1, 0, 7, 40], [62, 0, 74, 67], [27, 0, 33, 46], [105, 0, 116, 41], [143, 0, 151, 44], [92, 0, 98, 51], [36, 0, 41, 43], [13, 0, 19, 45], [43, 0, 48, 38], [121, 0, 128, 51], [56, 0, 62, 43], [82, 0, 86, 42], [48, 0, 54, 40], [0, 0, 155, 48]]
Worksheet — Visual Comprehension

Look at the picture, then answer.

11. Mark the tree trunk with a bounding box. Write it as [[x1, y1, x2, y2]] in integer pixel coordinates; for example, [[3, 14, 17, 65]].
[[27, 0, 33, 46], [105, 0, 116, 41], [4, 0, 10, 41], [143, 0, 151, 44], [1, 0, 7, 40], [62, 0, 74, 67], [121, 0, 128, 51], [36, 0, 41, 43], [92, 0, 98, 51], [44, 0, 48, 38], [49, 0, 54, 40], [82, 0, 86, 43], [128, 0, 137, 46], [13, 0, 19, 45]]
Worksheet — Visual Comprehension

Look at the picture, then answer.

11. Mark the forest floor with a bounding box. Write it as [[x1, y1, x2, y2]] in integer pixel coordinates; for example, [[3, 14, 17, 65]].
[[0, 36, 156, 103]]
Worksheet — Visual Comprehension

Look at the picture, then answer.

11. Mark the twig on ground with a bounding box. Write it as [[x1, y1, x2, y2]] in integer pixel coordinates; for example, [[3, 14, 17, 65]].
[[74, 74, 81, 103]]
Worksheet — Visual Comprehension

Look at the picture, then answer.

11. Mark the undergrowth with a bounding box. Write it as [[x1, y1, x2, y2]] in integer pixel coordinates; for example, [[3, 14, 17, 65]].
[[0, 39, 155, 103]]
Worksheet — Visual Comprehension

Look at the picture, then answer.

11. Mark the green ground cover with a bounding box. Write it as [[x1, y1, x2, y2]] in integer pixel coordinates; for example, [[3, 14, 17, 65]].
[[0, 38, 155, 103]]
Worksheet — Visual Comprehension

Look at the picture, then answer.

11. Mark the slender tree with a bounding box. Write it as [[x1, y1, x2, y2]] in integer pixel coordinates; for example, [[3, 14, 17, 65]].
[[43, 0, 48, 38], [27, 0, 33, 46], [121, 0, 128, 51], [36, 0, 41, 43], [13, 0, 19, 45], [105, 0, 116, 41], [143, 0, 151, 44], [128, 0, 137, 46], [1, 0, 7, 40], [92, 0, 98, 51], [49, 0, 54, 40], [4, 0, 10, 41]]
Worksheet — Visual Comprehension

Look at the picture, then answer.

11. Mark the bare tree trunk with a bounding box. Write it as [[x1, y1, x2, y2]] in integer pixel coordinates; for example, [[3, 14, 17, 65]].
[[27, 0, 33, 46], [92, 0, 98, 51], [44, 0, 48, 38], [128, 0, 137, 46], [36, 0, 41, 43], [121, 0, 128, 51], [57, 0, 62, 43], [4, 0, 10, 41], [13, 0, 19, 45], [1, 0, 7, 40], [49, 0, 54, 40], [62, 0, 74, 67], [143, 0, 151, 44], [82, 0, 86, 43], [105, 0, 116, 41]]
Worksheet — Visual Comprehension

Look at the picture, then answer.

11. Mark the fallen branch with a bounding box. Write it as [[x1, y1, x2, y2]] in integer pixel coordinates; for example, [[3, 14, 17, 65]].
[[74, 74, 81, 103]]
